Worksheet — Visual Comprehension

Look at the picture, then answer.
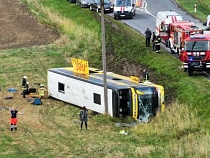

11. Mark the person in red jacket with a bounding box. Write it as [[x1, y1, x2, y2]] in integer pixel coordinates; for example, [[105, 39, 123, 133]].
[[10, 107, 23, 131]]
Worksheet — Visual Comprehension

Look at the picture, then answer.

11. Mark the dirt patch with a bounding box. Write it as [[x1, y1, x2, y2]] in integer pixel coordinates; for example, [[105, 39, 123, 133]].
[[0, 0, 60, 50]]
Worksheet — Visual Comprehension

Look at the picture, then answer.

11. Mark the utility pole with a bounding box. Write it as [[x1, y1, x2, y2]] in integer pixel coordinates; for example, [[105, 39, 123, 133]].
[[100, 0, 108, 115]]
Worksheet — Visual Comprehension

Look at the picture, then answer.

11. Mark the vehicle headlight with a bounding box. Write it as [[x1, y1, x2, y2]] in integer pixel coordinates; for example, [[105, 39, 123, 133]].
[[98, 5, 101, 8], [110, 6, 113, 8]]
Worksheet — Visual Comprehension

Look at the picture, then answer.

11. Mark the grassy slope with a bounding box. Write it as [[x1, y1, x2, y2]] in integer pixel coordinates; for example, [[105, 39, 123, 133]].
[[176, 0, 210, 21], [0, 0, 210, 157]]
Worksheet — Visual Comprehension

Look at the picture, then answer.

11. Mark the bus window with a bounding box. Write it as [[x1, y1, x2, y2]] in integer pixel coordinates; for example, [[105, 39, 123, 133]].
[[136, 87, 158, 122]]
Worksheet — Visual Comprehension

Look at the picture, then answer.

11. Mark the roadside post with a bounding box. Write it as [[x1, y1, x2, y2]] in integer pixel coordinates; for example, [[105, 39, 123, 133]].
[[194, 4, 196, 12]]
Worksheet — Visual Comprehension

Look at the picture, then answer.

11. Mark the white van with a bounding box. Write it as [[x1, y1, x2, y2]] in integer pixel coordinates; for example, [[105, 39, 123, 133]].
[[114, 0, 136, 20], [156, 11, 183, 46], [203, 15, 210, 29]]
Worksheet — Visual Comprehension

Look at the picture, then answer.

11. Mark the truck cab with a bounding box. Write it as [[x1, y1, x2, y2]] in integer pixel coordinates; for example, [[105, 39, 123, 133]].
[[167, 21, 202, 54], [180, 34, 210, 76]]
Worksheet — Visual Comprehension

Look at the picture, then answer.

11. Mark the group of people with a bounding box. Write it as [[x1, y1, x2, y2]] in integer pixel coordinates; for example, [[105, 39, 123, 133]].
[[145, 28, 161, 53], [22, 76, 46, 99], [9, 76, 89, 131]]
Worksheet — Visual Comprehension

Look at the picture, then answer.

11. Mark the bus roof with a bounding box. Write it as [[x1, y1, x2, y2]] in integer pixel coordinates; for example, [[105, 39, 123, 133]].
[[48, 67, 153, 90]]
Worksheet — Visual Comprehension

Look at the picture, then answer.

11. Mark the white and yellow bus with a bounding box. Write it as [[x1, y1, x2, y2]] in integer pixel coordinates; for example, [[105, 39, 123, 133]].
[[48, 62, 164, 122]]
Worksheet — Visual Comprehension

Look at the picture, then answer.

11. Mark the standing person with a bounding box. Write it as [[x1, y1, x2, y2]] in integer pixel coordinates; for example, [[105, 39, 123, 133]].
[[145, 28, 152, 47], [79, 106, 88, 130], [26, 81, 30, 95], [143, 69, 149, 81], [155, 34, 161, 53], [38, 84, 46, 99], [22, 76, 27, 98], [152, 32, 156, 51], [10, 107, 23, 131]]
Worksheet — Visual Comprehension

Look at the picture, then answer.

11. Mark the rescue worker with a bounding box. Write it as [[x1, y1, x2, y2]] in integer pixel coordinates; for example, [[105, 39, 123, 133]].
[[145, 28, 152, 47], [155, 34, 161, 53], [79, 106, 88, 130], [22, 76, 27, 98], [9, 107, 23, 131], [143, 69, 149, 81], [26, 82, 30, 95], [152, 32, 156, 51], [38, 84, 45, 99]]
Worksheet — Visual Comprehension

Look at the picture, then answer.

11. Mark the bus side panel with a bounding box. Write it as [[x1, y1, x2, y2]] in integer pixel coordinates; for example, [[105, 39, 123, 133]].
[[48, 71, 113, 116]]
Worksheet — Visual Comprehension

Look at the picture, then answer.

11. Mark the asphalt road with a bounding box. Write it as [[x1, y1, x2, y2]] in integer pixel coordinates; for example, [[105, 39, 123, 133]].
[[121, 0, 204, 35], [118, 0, 210, 77]]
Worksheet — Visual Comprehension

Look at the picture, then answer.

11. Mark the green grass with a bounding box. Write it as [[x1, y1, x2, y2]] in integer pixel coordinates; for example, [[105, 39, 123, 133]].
[[1, 0, 210, 157], [176, 0, 210, 21]]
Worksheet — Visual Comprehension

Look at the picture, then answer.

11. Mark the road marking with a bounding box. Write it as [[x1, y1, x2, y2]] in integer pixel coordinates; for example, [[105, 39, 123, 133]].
[[136, 0, 156, 18]]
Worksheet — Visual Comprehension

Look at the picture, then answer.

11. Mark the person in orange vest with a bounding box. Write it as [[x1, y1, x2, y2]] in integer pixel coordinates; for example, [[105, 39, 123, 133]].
[[38, 84, 46, 99]]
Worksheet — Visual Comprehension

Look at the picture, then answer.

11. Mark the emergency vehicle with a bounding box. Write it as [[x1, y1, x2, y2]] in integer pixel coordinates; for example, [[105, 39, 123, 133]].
[[203, 14, 210, 28], [114, 0, 136, 19], [47, 59, 164, 122], [180, 34, 210, 76], [156, 11, 183, 45], [167, 21, 202, 54]]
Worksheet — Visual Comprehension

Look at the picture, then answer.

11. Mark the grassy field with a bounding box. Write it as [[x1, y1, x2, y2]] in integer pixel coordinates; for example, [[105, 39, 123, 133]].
[[1, 0, 210, 157], [176, 0, 210, 21]]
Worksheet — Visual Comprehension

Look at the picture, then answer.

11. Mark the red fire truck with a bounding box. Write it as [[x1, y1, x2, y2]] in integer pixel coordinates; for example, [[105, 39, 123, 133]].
[[180, 34, 210, 76], [156, 11, 203, 54], [167, 21, 202, 54]]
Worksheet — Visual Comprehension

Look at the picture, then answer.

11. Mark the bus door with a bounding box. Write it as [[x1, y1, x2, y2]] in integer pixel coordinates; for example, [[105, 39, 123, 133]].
[[118, 89, 131, 118]]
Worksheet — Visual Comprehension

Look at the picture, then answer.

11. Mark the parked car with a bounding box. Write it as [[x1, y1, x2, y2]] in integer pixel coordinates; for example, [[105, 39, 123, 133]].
[[68, 0, 76, 3], [76, 0, 92, 8], [89, 0, 114, 13]]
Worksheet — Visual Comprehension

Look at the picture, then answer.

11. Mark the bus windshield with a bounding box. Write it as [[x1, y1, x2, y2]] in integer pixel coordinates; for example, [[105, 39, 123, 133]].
[[136, 87, 157, 122], [185, 41, 209, 52], [115, 0, 132, 7]]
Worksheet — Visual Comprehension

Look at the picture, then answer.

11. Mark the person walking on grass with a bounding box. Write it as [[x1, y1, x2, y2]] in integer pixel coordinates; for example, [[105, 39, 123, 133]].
[[10, 107, 23, 131], [145, 28, 152, 47], [79, 106, 88, 130]]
